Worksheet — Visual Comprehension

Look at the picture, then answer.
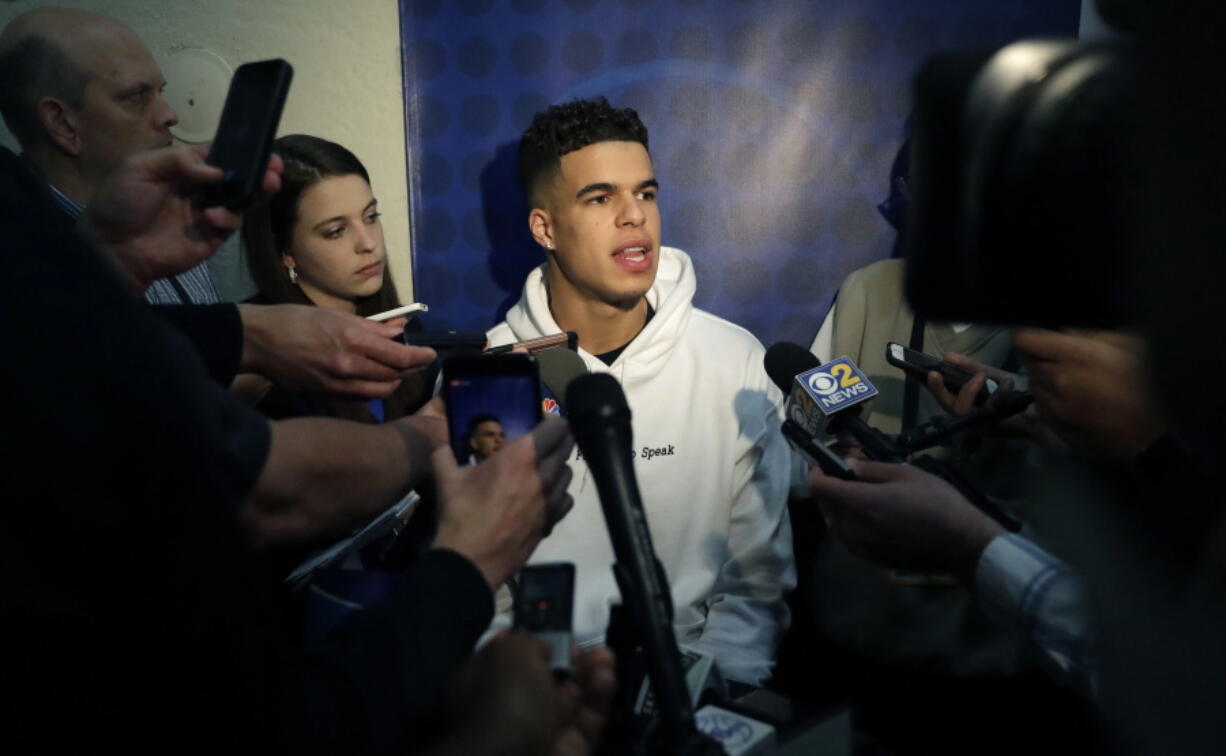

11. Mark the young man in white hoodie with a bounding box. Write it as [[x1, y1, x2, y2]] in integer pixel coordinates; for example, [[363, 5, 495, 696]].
[[487, 97, 795, 686]]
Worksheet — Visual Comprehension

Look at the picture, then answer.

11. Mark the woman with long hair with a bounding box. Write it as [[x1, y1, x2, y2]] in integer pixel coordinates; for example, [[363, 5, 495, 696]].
[[242, 134, 430, 422]]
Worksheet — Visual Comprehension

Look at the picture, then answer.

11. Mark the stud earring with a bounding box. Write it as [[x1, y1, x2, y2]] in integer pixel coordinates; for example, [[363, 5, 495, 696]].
[[288, 266, 299, 285], [545, 241, 554, 250]]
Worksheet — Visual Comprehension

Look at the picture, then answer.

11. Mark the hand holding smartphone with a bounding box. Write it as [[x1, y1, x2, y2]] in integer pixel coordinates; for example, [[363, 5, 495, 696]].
[[886, 342, 998, 405], [197, 59, 293, 209]]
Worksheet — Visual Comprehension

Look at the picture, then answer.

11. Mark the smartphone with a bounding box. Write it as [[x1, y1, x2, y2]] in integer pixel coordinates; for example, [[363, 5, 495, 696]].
[[367, 303, 428, 322], [197, 59, 293, 209], [442, 353, 543, 465], [513, 563, 575, 676], [886, 342, 998, 404], [782, 419, 857, 481], [400, 331, 487, 353]]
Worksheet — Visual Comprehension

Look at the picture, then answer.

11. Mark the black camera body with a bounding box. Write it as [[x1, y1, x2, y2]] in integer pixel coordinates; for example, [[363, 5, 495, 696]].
[[903, 39, 1138, 328]]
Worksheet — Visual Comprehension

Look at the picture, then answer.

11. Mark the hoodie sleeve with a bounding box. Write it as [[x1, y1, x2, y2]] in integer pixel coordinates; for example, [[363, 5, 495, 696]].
[[689, 364, 797, 685]]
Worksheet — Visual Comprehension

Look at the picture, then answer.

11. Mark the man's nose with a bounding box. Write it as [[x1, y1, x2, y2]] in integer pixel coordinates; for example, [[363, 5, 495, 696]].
[[618, 196, 646, 226], [156, 95, 179, 129]]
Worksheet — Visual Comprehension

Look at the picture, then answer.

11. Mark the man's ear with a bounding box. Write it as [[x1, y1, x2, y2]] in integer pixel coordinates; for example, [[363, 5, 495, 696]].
[[37, 98, 82, 156], [528, 207, 554, 251]]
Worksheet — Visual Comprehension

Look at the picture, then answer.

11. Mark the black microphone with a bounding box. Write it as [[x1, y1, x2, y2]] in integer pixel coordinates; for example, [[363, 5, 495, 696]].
[[566, 373, 716, 752], [763, 342, 906, 462]]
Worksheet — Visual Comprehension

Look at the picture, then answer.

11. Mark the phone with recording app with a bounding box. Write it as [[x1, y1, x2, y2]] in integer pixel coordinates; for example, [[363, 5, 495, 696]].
[[442, 354, 543, 466]]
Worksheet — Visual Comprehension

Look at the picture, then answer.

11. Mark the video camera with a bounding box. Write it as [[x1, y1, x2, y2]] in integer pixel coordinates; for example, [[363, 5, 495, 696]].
[[897, 1, 1186, 329]]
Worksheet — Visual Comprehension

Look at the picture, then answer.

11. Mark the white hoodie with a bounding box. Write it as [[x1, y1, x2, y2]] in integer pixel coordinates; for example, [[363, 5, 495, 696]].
[[487, 247, 796, 685]]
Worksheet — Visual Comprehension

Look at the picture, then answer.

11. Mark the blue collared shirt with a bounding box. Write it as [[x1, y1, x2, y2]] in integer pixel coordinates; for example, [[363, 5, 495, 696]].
[[975, 533, 1099, 697]]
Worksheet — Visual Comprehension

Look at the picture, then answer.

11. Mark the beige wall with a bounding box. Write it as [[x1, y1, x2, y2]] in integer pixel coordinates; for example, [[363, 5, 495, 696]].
[[0, 0, 415, 299]]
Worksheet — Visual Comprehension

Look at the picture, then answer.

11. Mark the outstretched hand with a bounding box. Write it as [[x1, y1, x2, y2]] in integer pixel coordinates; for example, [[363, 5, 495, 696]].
[[431, 415, 575, 589], [238, 304, 437, 398], [81, 144, 282, 289]]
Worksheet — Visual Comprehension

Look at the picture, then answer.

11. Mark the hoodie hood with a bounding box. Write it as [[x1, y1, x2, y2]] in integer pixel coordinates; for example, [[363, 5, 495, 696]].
[[497, 246, 696, 385]]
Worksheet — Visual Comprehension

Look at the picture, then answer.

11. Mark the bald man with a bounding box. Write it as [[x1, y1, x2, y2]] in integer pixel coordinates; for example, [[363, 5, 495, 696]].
[[0, 8, 212, 305]]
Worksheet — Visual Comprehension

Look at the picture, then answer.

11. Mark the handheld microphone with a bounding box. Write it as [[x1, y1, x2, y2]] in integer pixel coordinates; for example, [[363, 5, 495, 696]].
[[566, 373, 715, 752], [764, 343, 905, 462]]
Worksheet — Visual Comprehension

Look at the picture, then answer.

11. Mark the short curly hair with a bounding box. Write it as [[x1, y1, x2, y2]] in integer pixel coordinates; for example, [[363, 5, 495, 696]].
[[518, 96, 649, 207]]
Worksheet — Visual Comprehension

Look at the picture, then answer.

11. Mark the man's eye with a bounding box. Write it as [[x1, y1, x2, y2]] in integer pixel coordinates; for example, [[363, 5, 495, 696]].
[[587, 195, 609, 205], [636, 191, 657, 201]]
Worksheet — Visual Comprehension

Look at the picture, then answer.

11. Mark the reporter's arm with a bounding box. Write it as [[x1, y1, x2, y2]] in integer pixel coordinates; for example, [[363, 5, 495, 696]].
[[973, 534, 1098, 696], [238, 303, 436, 398], [241, 413, 440, 549]]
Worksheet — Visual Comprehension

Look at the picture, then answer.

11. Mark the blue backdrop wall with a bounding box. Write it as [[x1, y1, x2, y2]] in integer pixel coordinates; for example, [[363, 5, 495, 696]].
[[399, 0, 1078, 347]]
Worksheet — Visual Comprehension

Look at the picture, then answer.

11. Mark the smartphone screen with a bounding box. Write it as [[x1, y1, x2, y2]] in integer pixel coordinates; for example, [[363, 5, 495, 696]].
[[443, 355, 542, 465]]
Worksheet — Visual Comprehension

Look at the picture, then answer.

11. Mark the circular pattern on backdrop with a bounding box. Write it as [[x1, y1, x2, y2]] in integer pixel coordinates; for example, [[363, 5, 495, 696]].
[[419, 152, 453, 197], [458, 0, 494, 15], [775, 254, 828, 305], [843, 19, 883, 61], [723, 87, 772, 135], [463, 208, 490, 250], [561, 30, 603, 73], [721, 141, 769, 187], [462, 150, 494, 193], [721, 198, 773, 250], [416, 262, 459, 306], [830, 197, 881, 248], [778, 198, 825, 247], [615, 86, 659, 127], [418, 207, 457, 252], [413, 38, 447, 79], [408, 0, 443, 20], [459, 94, 500, 136], [724, 22, 769, 65], [510, 33, 549, 75], [667, 84, 712, 130], [464, 264, 505, 308], [511, 0, 548, 12], [670, 26, 714, 61], [720, 258, 769, 305], [458, 36, 498, 77], [779, 18, 825, 58], [615, 27, 659, 66], [669, 201, 713, 250], [668, 143, 714, 190], [512, 91, 551, 130], [417, 94, 450, 139]]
